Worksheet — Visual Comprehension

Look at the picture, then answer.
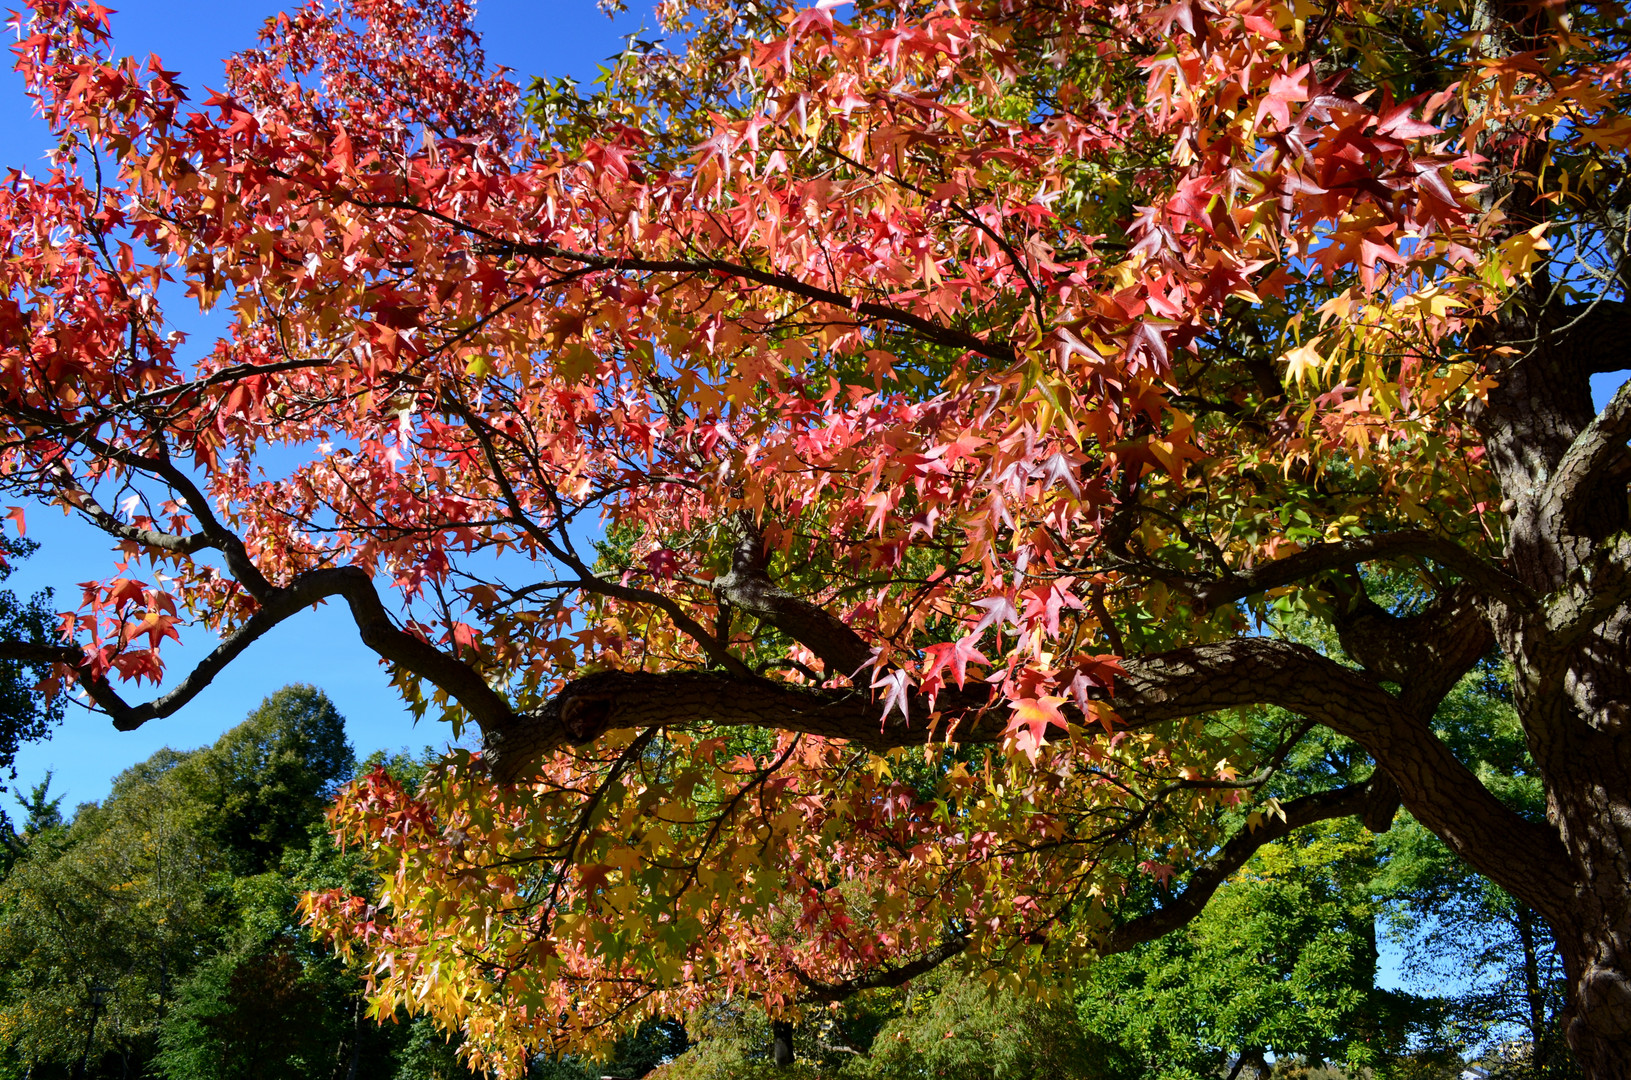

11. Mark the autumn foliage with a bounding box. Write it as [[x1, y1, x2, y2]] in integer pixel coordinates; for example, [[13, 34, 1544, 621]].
[[0, 0, 1628, 1074]]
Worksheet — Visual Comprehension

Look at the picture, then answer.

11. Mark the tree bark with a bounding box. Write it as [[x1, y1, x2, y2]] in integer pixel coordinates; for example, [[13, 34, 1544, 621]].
[[1470, 279, 1631, 1077], [771, 1019, 795, 1067]]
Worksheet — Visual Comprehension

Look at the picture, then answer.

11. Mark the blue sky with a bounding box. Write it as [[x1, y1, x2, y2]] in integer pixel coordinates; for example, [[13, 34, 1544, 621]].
[[1, 0, 641, 808]]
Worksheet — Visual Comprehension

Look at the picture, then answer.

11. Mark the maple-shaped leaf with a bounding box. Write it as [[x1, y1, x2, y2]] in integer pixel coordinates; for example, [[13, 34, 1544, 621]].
[[642, 548, 680, 580], [1373, 91, 1440, 140], [872, 667, 913, 726], [1007, 696, 1067, 762], [970, 595, 1019, 636], [1255, 65, 1310, 131], [923, 635, 989, 690]]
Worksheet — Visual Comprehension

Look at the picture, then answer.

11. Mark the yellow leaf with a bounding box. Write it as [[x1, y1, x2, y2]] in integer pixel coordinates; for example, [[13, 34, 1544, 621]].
[[1282, 338, 1324, 387]]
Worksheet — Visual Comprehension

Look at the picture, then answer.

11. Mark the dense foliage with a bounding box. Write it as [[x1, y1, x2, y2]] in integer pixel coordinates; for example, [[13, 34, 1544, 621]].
[[0, 680, 1584, 1078], [0, 0, 1625, 1074], [0, 538, 65, 793], [0, 687, 405, 1078]]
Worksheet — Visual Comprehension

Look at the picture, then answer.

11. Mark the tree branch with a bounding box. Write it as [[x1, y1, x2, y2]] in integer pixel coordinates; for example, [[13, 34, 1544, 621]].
[[1547, 373, 1631, 534], [790, 774, 1397, 998], [1102, 780, 1377, 953], [46, 463, 213, 557], [792, 936, 971, 1003], [481, 670, 1000, 781], [715, 518, 875, 679], [1183, 529, 1531, 612], [5, 566, 517, 734], [1541, 530, 1631, 652], [501, 240, 1016, 366], [1333, 582, 1495, 716], [328, 189, 1015, 365], [1111, 639, 1569, 911], [1555, 299, 1631, 377], [3, 396, 273, 599], [483, 637, 1573, 916]]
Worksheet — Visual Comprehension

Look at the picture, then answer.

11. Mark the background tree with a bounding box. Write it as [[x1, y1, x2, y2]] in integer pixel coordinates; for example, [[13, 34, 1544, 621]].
[[0, 537, 65, 794], [0, 0, 1623, 1075], [0, 686, 399, 1079], [182, 684, 354, 873], [1076, 821, 1431, 1080], [1375, 663, 1580, 1079], [0, 752, 223, 1074]]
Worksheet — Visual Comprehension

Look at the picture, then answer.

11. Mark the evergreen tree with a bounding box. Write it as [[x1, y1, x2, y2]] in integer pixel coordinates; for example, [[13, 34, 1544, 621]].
[[0, 686, 368, 1079], [0, 537, 63, 795]]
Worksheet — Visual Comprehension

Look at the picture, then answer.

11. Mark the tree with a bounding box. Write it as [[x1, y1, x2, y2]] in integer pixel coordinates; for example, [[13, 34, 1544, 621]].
[[0, 686, 360, 1078], [0, 751, 225, 1074], [0, 0, 1626, 1074], [181, 684, 353, 872], [0, 537, 66, 794], [1374, 659, 1581, 1078], [1076, 821, 1428, 1080], [640, 821, 1446, 1080]]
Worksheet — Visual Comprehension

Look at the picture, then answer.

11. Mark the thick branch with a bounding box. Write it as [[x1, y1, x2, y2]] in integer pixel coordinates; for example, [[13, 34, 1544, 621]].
[[1112, 640, 1569, 911], [792, 937, 970, 1003], [1185, 529, 1530, 612], [481, 670, 1000, 782], [716, 521, 875, 679], [1548, 373, 1631, 533], [1334, 583, 1496, 715], [1555, 299, 1631, 377], [1542, 530, 1631, 651], [485, 638, 1572, 915]]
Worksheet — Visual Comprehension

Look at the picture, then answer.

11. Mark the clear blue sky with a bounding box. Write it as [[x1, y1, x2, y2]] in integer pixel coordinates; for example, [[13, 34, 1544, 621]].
[[2, 0, 641, 808]]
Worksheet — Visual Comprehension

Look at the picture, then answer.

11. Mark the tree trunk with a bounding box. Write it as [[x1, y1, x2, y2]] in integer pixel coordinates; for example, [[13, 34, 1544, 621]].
[[1471, 282, 1631, 1079], [1516, 907, 1546, 1059], [344, 995, 362, 1080], [771, 1019, 795, 1067], [1542, 758, 1631, 1079]]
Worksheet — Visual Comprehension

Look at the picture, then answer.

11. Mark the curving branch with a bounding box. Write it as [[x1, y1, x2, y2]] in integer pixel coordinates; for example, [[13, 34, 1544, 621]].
[[793, 937, 971, 1003], [1333, 582, 1496, 716], [714, 519, 876, 679], [46, 463, 215, 558], [1542, 530, 1631, 652], [329, 189, 1016, 365], [0, 566, 517, 734], [1182, 529, 1532, 612], [1555, 299, 1631, 377], [482, 636, 1570, 918], [1548, 373, 1631, 534], [4, 396, 274, 599], [445, 393, 754, 679], [1103, 779, 1379, 953], [789, 775, 1398, 1001], [505, 240, 1017, 366]]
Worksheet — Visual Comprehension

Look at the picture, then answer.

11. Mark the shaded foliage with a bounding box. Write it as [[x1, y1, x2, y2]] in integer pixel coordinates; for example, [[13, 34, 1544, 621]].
[[0, 538, 62, 796], [0, 687, 377, 1079]]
